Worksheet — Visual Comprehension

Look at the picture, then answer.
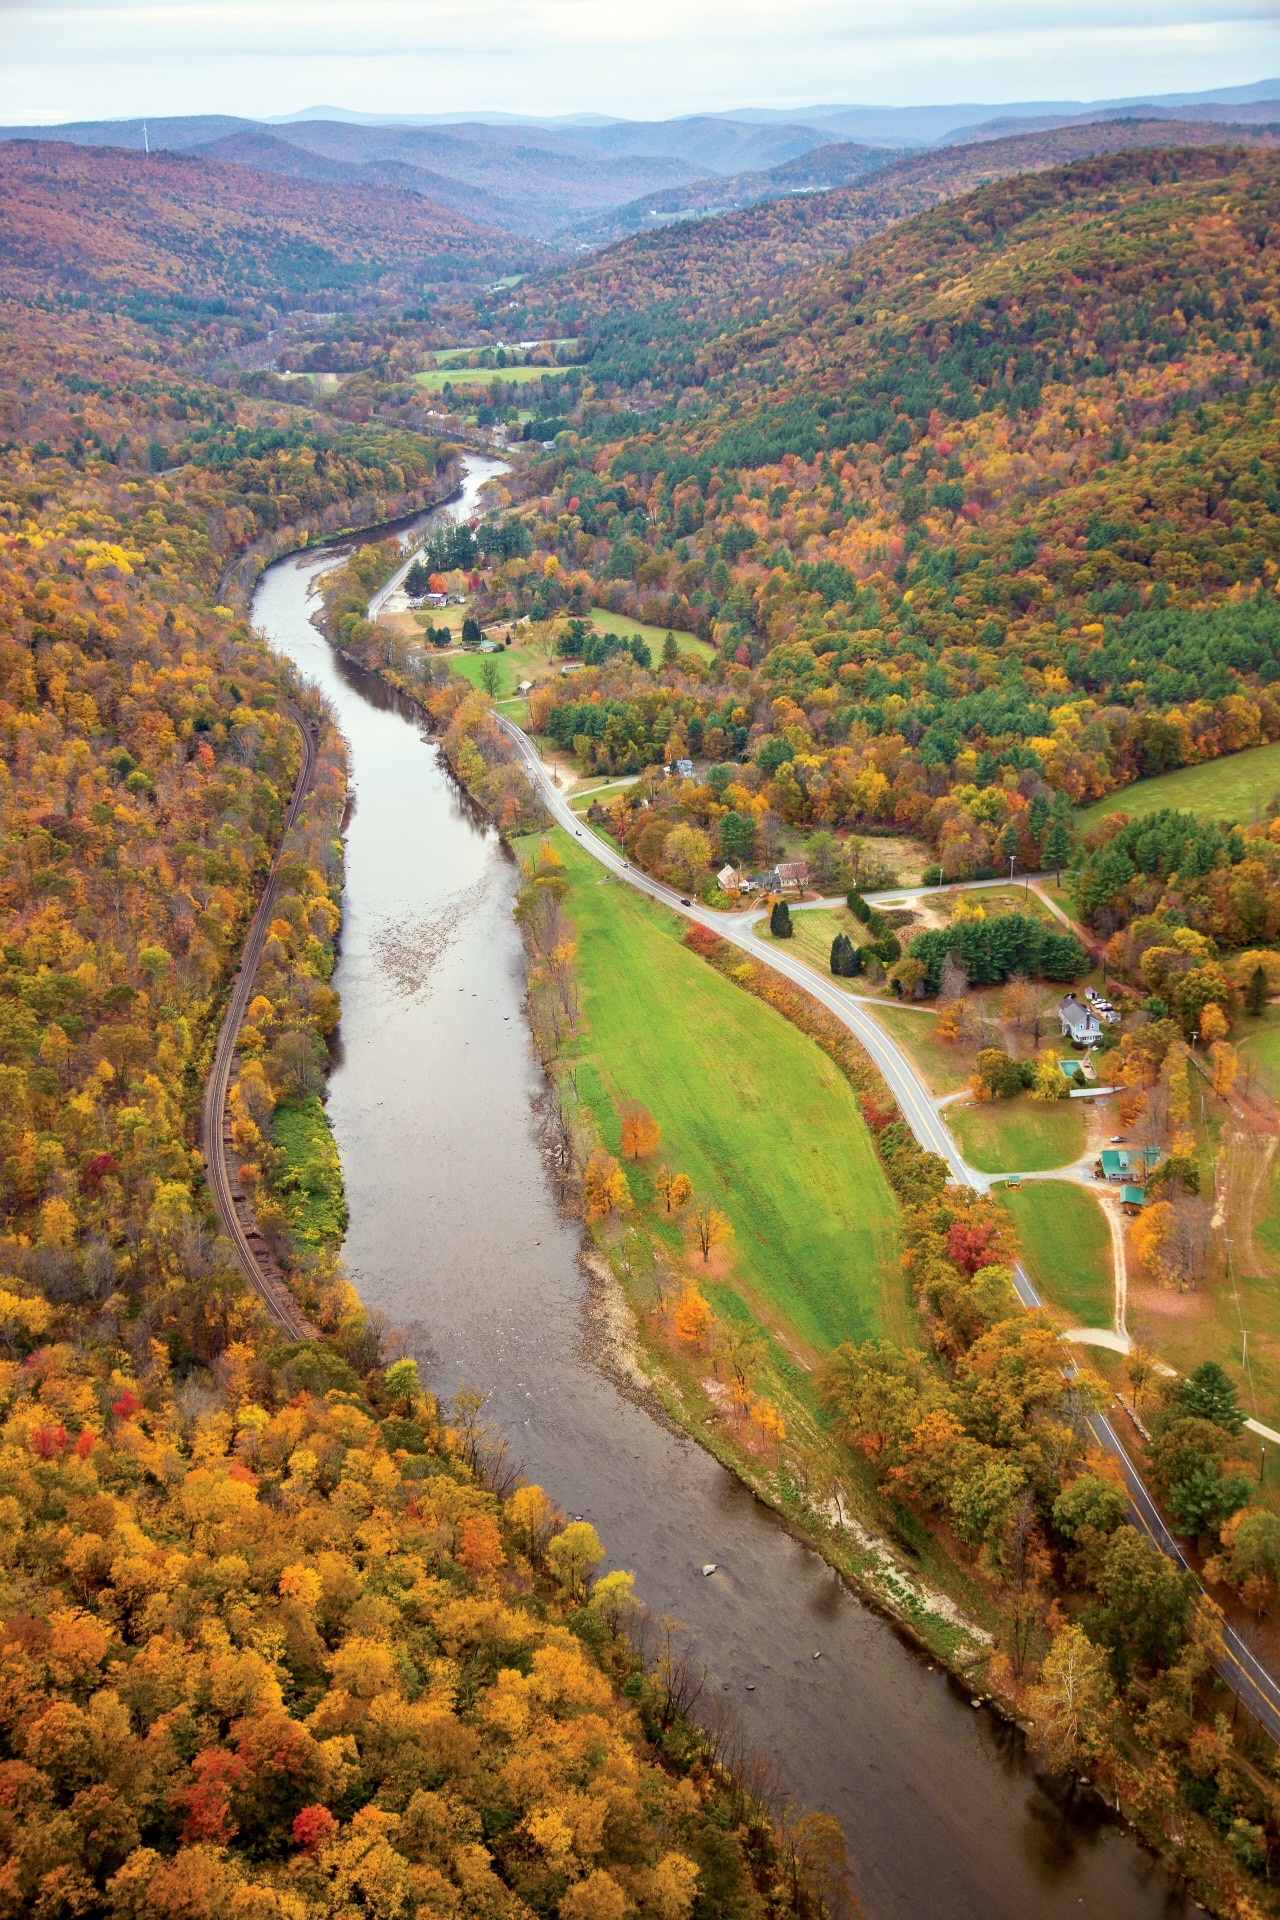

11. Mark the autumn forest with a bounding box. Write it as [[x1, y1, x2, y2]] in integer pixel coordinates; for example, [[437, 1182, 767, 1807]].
[[4, 85, 1280, 1920]]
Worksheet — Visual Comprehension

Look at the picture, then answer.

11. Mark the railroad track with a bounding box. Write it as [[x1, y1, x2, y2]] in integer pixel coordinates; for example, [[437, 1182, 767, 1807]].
[[199, 703, 321, 1340]]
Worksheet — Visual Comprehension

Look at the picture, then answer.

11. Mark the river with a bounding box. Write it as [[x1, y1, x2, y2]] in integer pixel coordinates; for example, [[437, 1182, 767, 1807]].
[[252, 456, 1193, 1920]]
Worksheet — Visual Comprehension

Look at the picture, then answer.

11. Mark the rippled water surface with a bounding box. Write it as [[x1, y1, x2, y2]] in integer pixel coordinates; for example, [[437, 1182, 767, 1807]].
[[253, 461, 1193, 1920]]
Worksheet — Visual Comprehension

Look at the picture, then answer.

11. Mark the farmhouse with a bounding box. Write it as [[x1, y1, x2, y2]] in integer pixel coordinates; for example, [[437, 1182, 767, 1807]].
[[1097, 1146, 1161, 1183], [1058, 993, 1102, 1046], [777, 860, 810, 893]]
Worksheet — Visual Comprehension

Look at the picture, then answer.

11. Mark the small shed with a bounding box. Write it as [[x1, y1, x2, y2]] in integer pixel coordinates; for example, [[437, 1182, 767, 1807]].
[[1120, 1184, 1147, 1214], [518, 680, 533, 693]]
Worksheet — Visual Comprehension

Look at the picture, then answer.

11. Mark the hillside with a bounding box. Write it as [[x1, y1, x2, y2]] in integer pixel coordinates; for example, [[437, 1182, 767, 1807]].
[[476, 145, 1280, 882], [516, 118, 1280, 339], [561, 141, 897, 248], [0, 139, 546, 302]]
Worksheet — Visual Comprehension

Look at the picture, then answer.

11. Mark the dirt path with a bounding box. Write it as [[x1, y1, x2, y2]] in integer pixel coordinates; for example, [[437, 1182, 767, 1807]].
[[1220, 1126, 1278, 1279], [1102, 1193, 1129, 1340]]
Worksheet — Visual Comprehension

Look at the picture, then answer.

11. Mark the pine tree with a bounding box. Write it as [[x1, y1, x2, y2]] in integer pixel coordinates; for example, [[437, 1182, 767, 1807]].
[[770, 899, 793, 938], [1246, 964, 1269, 1016], [1044, 818, 1072, 880], [662, 631, 678, 665]]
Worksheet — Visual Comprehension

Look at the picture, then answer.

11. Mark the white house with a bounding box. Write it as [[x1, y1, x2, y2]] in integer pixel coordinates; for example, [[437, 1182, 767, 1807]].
[[1059, 993, 1102, 1046]]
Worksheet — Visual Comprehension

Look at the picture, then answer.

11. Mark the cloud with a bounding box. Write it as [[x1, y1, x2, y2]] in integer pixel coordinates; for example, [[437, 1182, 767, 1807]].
[[1, 0, 1276, 123]]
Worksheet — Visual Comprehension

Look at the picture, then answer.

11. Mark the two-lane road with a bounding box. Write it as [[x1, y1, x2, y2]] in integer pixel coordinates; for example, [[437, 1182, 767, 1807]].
[[496, 712, 1280, 1742]]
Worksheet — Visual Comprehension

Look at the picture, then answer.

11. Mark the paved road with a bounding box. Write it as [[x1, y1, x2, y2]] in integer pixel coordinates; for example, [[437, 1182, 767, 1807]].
[[497, 713, 1280, 1742]]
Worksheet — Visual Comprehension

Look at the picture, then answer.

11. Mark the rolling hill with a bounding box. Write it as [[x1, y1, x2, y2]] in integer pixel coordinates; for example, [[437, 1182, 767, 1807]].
[[0, 139, 547, 302], [515, 118, 1280, 337]]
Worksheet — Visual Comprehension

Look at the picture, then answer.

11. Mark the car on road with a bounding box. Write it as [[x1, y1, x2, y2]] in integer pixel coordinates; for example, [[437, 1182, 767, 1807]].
[[680, 897, 691, 906]]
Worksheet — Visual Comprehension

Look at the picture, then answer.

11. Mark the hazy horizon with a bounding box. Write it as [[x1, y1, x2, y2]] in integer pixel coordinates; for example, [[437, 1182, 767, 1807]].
[[4, 0, 1277, 129]]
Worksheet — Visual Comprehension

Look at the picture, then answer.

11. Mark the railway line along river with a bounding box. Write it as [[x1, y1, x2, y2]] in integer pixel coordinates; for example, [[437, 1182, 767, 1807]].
[[253, 454, 1195, 1920]]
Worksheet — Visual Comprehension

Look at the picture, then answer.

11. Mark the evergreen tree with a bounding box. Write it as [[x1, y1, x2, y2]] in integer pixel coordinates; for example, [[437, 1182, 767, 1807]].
[[1044, 818, 1072, 880], [461, 615, 482, 648], [830, 931, 860, 976], [1173, 1360, 1245, 1435], [1246, 964, 1270, 1016], [770, 899, 793, 938], [662, 631, 678, 665], [847, 888, 871, 924], [1028, 792, 1050, 844]]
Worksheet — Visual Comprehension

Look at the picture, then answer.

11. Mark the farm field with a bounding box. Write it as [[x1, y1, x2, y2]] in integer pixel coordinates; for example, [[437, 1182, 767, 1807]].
[[588, 606, 719, 663], [430, 341, 576, 366], [994, 1180, 1113, 1327], [949, 1095, 1086, 1174], [448, 639, 547, 698], [1075, 740, 1280, 834], [414, 365, 572, 394], [553, 834, 907, 1354]]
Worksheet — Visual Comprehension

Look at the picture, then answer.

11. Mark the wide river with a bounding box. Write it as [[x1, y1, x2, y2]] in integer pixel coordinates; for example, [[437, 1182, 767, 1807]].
[[253, 456, 1193, 1920]]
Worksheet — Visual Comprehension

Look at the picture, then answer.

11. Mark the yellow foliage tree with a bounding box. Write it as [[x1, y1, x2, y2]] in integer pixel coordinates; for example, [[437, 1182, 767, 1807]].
[[686, 1199, 733, 1262], [582, 1149, 631, 1221], [620, 1102, 661, 1161], [673, 1284, 713, 1349], [656, 1166, 693, 1213]]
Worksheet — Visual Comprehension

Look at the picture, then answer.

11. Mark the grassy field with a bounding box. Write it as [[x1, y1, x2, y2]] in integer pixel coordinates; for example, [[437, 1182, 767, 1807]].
[[949, 1096, 1086, 1174], [870, 1005, 973, 1097], [553, 835, 907, 1353], [935, 884, 1057, 926], [1075, 740, 1280, 834], [414, 365, 572, 394], [448, 641, 546, 699], [588, 606, 718, 665], [757, 906, 867, 983], [994, 1180, 1113, 1326]]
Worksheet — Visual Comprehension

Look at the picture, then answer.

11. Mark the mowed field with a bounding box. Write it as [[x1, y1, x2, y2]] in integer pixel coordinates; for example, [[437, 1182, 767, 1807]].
[[994, 1180, 1114, 1327], [949, 1095, 1086, 1173], [588, 606, 719, 664], [553, 835, 906, 1353], [1075, 740, 1280, 834], [413, 365, 573, 394]]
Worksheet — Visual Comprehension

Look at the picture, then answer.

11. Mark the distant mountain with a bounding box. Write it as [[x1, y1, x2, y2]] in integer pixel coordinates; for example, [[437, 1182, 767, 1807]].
[[561, 141, 898, 248], [7, 85, 1279, 249], [940, 100, 1280, 147], [0, 139, 546, 302]]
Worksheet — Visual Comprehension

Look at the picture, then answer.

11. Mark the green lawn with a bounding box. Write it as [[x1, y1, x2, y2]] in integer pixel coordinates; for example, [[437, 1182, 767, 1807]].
[[1075, 740, 1280, 834], [554, 836, 906, 1352], [589, 607, 718, 664], [949, 1096, 1086, 1174], [994, 1181, 1113, 1326], [449, 642, 544, 699], [758, 906, 878, 986], [414, 365, 572, 394], [870, 1005, 973, 1097]]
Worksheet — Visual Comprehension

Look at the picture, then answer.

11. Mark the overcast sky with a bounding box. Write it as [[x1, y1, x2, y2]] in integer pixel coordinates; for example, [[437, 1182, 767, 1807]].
[[3, 0, 1276, 126]]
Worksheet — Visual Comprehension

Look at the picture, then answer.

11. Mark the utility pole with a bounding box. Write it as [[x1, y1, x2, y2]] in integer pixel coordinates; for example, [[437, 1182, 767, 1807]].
[[142, 121, 150, 155]]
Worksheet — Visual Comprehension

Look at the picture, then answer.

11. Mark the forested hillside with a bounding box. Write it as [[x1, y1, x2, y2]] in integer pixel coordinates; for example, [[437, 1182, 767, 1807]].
[[0, 140, 547, 302], [477, 146, 1280, 894], [510, 122, 1280, 391], [0, 185, 856, 1915]]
